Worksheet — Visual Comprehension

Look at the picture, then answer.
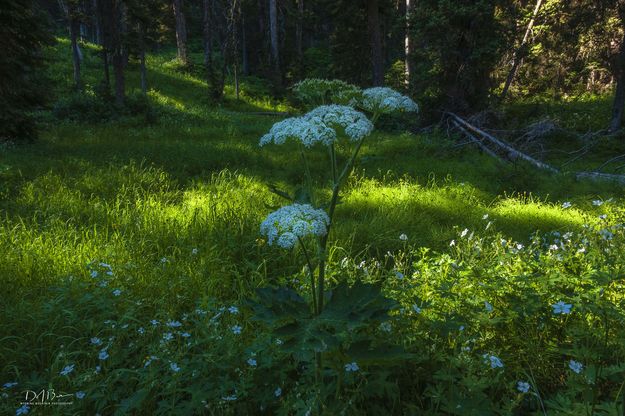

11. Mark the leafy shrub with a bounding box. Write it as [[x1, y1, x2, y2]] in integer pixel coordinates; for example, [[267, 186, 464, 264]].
[[52, 92, 159, 124]]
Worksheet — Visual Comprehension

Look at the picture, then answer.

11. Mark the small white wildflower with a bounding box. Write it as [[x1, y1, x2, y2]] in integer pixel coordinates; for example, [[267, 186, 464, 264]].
[[75, 391, 86, 399], [95, 366, 101, 373], [569, 360, 583, 374], [247, 358, 257, 367], [170, 362, 181, 373], [15, 404, 30, 415], [3, 382, 17, 389], [162, 332, 174, 342], [552, 301, 572, 314], [449, 240, 456, 247], [482, 354, 504, 369], [191, 248, 198, 255], [90, 337, 102, 346], [460, 228, 469, 238], [562, 202, 572, 209], [166, 320, 182, 328], [90, 270, 98, 278], [98, 349, 109, 360], [484, 301, 493, 312], [228, 306, 239, 314], [379, 322, 392, 332], [150, 320, 159, 326], [394, 271, 404, 279], [260, 204, 330, 249], [274, 387, 282, 397], [231, 325, 242, 335], [344, 362, 359, 372], [222, 395, 237, 401], [60, 364, 75, 376], [412, 304, 422, 314], [549, 244, 559, 251], [275, 338, 283, 345], [592, 200, 603, 206], [600, 229, 614, 240], [517, 381, 530, 393], [181, 332, 191, 338], [599, 214, 607, 220], [98, 280, 108, 287], [482, 214, 489, 220], [399, 233, 408, 241]]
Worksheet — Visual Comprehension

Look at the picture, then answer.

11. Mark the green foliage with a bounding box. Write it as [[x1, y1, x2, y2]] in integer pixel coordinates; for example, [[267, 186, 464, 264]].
[[291, 78, 363, 110], [409, 0, 508, 115], [0, 0, 54, 142], [52, 91, 158, 124]]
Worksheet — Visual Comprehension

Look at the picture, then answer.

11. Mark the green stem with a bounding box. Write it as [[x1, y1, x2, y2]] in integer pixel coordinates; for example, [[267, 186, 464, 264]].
[[300, 147, 315, 205], [298, 236, 317, 315], [330, 144, 338, 185]]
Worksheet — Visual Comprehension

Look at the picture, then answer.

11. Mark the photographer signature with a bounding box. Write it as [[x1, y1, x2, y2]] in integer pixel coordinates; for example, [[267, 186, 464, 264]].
[[21, 388, 74, 405]]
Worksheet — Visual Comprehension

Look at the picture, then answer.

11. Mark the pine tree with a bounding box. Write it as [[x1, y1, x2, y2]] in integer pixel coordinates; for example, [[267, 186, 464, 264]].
[[0, 0, 54, 142]]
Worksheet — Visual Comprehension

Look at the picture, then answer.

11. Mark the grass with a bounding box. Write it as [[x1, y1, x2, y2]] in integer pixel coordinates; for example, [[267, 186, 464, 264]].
[[1, 38, 625, 414]]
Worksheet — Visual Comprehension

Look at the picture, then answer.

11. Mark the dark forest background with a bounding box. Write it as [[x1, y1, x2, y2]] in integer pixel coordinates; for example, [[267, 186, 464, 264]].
[[3, 0, 625, 142]]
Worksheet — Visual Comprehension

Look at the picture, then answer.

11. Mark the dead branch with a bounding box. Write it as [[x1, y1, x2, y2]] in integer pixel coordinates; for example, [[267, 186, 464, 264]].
[[448, 112, 559, 173]]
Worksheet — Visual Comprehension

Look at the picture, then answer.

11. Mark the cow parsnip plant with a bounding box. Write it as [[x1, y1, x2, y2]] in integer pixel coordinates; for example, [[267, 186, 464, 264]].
[[249, 81, 419, 413]]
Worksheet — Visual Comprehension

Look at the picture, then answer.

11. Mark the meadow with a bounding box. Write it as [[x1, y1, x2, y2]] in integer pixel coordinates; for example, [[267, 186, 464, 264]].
[[1, 40, 625, 415]]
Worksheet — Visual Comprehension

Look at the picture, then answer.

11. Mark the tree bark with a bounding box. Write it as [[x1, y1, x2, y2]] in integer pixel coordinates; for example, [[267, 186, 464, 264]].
[[296, 0, 304, 66], [68, 1, 81, 89], [104, 0, 125, 105], [500, 0, 543, 101], [172, 0, 189, 65], [405, 0, 412, 88], [269, 0, 279, 72], [241, 11, 248, 75], [139, 22, 147, 95], [610, 32, 625, 132], [367, 0, 384, 86]]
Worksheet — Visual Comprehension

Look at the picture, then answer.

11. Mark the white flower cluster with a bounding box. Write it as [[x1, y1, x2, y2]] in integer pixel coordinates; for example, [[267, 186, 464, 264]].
[[259, 105, 373, 147], [360, 87, 419, 114], [260, 204, 330, 249], [305, 105, 373, 142], [259, 117, 335, 147]]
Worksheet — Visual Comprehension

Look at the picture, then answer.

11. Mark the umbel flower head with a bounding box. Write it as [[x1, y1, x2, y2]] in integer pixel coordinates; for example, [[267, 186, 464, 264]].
[[260, 203, 330, 249], [259, 105, 373, 148], [305, 105, 373, 142], [259, 117, 335, 148], [359, 87, 419, 114]]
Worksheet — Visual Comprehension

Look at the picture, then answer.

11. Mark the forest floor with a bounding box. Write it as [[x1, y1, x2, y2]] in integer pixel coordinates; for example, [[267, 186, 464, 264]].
[[1, 39, 625, 414]]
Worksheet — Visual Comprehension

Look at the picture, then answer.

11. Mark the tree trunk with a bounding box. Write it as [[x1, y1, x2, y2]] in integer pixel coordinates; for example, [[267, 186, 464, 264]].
[[68, 2, 81, 89], [139, 23, 147, 95], [367, 0, 384, 86], [296, 0, 304, 67], [269, 0, 279, 72], [104, 0, 124, 105], [241, 11, 248, 75], [92, 0, 100, 44], [172, 0, 189, 65], [405, 0, 412, 88], [500, 0, 543, 101], [609, 32, 625, 132]]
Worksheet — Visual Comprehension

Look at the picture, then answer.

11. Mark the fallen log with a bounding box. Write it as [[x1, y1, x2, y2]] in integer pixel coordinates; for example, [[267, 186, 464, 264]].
[[447, 112, 625, 185], [575, 171, 625, 185], [450, 119, 503, 161], [448, 112, 559, 173]]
